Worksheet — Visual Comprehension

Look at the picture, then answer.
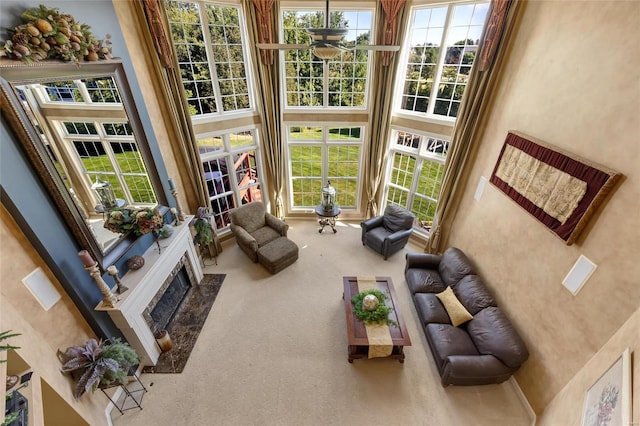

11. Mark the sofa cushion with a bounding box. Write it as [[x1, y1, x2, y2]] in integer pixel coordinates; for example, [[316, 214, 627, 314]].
[[230, 202, 266, 234], [382, 205, 414, 232], [452, 275, 497, 315], [435, 287, 473, 327], [466, 307, 529, 368], [251, 226, 281, 247], [438, 247, 476, 286], [425, 323, 479, 370], [406, 269, 447, 295], [414, 293, 450, 326], [363, 226, 390, 251]]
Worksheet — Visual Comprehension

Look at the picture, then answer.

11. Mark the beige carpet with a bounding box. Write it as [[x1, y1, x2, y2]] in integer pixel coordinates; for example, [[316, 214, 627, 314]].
[[113, 219, 533, 426]]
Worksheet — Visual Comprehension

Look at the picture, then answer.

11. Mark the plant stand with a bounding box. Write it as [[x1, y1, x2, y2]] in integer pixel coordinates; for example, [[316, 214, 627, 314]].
[[101, 372, 147, 415]]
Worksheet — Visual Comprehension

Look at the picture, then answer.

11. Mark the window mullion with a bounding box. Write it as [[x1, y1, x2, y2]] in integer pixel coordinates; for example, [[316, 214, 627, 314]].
[[74, 79, 93, 104], [427, 5, 454, 116], [322, 127, 328, 182], [97, 124, 134, 204], [323, 62, 329, 108], [223, 135, 241, 203]]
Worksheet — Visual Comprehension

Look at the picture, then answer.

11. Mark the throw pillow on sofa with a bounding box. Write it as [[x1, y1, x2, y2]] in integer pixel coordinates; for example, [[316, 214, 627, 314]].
[[435, 287, 473, 327], [451, 275, 497, 315]]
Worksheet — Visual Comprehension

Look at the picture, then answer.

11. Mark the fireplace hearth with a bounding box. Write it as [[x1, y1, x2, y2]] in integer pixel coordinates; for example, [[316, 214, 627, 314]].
[[143, 254, 197, 335], [95, 217, 203, 366]]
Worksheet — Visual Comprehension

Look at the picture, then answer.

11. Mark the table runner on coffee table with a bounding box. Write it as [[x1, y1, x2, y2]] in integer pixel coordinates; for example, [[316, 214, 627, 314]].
[[356, 276, 393, 358]]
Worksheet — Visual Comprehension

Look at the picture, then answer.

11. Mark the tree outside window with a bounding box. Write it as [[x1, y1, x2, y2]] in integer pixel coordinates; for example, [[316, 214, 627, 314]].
[[399, 2, 489, 118], [281, 8, 373, 108]]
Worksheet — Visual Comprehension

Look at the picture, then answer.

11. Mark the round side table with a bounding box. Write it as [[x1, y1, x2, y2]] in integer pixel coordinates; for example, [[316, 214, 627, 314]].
[[315, 205, 341, 233]]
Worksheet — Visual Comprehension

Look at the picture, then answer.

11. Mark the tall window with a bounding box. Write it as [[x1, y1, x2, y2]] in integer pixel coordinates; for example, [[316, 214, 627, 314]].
[[399, 1, 489, 118], [281, 7, 374, 108], [198, 128, 263, 230], [385, 130, 449, 228], [287, 126, 362, 209], [166, 1, 252, 115]]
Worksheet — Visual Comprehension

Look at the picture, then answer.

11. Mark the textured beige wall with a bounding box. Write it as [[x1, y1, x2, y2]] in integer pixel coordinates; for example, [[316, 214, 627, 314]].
[[537, 307, 639, 425], [446, 0, 640, 414], [0, 207, 108, 426]]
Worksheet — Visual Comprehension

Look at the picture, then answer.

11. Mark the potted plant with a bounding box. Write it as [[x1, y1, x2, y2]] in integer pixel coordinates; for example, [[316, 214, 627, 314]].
[[58, 338, 138, 400], [1, 330, 21, 426]]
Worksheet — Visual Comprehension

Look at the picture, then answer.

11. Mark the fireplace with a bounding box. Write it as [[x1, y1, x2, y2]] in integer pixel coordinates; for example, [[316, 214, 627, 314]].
[[95, 217, 203, 366], [143, 254, 197, 335]]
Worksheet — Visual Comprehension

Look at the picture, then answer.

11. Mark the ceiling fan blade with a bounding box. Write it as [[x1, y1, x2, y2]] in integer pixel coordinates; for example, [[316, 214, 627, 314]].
[[256, 43, 309, 50], [351, 45, 401, 52]]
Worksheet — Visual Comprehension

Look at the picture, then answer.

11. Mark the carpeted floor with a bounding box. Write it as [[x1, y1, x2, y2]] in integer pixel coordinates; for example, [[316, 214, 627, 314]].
[[114, 220, 533, 426], [142, 273, 225, 374]]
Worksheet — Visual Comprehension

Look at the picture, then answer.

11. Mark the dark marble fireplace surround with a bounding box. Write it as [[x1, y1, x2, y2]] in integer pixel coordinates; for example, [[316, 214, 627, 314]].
[[143, 253, 197, 336]]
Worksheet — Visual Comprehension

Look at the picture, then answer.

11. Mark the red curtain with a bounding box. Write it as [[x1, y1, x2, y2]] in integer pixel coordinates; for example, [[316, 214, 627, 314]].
[[251, 0, 275, 65], [478, 0, 509, 71], [380, 0, 406, 66]]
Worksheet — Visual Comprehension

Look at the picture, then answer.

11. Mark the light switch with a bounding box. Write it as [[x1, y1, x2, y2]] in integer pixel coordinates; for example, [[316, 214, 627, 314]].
[[474, 176, 487, 201], [562, 255, 597, 295]]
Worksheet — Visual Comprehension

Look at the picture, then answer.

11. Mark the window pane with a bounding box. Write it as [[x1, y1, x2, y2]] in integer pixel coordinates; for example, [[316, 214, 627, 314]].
[[282, 7, 373, 109], [83, 77, 121, 103], [110, 141, 156, 204], [417, 159, 444, 200], [401, 6, 447, 113], [44, 81, 83, 102], [400, 2, 488, 117], [202, 157, 235, 230], [166, 1, 218, 115], [436, 2, 488, 117], [328, 145, 360, 208], [235, 149, 262, 204], [288, 126, 322, 141], [389, 152, 416, 190], [290, 145, 322, 207]]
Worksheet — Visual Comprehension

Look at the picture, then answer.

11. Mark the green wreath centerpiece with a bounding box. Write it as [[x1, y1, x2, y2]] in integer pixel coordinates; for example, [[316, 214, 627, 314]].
[[351, 289, 397, 326]]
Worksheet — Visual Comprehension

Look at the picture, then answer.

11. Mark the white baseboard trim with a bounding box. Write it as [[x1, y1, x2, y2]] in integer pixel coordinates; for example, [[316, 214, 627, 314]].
[[509, 376, 536, 426]]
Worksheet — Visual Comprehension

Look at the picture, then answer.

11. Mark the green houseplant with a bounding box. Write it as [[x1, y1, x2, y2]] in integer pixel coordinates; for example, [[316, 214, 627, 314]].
[[58, 338, 138, 400]]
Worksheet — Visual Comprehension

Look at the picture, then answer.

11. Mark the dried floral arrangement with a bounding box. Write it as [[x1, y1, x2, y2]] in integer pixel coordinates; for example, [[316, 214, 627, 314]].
[[0, 4, 113, 63], [104, 206, 164, 236]]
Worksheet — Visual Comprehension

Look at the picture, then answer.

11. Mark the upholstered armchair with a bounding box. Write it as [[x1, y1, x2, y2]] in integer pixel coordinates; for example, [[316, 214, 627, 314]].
[[361, 205, 416, 260], [229, 202, 289, 262]]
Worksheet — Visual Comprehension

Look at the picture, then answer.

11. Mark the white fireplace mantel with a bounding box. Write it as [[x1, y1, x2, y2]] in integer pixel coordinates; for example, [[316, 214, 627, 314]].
[[96, 216, 203, 365]]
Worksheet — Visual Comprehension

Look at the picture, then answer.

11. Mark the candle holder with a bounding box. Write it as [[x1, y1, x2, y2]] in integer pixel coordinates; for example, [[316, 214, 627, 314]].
[[170, 189, 185, 225], [107, 265, 128, 295], [85, 263, 119, 308]]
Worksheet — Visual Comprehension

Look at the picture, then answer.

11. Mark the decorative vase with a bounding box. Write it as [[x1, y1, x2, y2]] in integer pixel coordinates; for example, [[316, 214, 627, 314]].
[[362, 294, 379, 311], [155, 330, 173, 353], [126, 255, 145, 271]]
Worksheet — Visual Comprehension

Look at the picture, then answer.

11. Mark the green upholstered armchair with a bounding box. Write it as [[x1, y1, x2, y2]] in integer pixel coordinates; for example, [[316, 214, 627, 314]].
[[229, 202, 288, 262]]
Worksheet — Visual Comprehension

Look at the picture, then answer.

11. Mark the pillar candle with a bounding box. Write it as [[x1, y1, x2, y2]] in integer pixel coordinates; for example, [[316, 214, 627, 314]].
[[78, 250, 96, 267], [168, 178, 176, 191]]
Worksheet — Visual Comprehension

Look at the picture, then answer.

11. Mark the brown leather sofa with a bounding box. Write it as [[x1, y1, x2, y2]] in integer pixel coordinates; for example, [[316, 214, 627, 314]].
[[405, 247, 529, 386]]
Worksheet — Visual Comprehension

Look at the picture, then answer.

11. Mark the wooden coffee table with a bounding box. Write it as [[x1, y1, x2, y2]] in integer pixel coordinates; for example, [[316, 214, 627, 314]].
[[342, 276, 411, 363]]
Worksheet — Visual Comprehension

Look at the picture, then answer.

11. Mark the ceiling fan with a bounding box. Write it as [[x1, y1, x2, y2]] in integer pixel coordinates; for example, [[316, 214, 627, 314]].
[[256, 0, 400, 60]]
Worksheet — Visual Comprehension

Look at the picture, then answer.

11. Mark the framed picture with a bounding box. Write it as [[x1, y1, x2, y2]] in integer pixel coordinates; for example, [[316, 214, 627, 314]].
[[581, 347, 632, 426], [490, 131, 621, 245]]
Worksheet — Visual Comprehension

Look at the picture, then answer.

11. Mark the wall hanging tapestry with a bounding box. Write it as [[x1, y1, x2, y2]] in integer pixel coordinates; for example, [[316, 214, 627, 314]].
[[489, 131, 621, 245]]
